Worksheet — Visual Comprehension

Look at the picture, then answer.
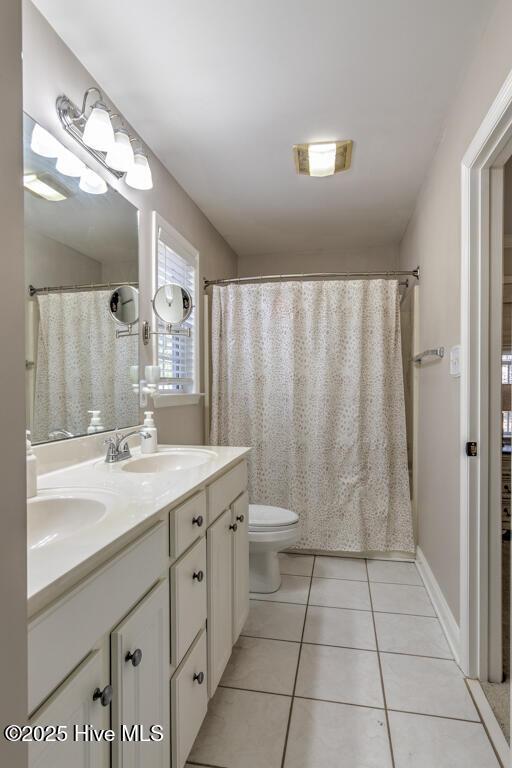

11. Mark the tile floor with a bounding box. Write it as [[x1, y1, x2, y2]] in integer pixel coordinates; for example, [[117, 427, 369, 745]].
[[187, 554, 503, 768]]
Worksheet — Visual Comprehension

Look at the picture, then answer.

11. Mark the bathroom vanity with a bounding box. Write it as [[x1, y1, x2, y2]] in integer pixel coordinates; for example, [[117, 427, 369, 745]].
[[27, 443, 250, 768]]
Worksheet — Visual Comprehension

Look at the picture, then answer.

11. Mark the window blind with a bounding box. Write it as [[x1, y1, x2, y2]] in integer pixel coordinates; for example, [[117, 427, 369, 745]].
[[157, 235, 196, 392]]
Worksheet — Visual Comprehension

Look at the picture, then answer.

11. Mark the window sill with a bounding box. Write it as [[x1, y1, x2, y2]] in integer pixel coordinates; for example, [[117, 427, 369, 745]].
[[151, 392, 204, 409]]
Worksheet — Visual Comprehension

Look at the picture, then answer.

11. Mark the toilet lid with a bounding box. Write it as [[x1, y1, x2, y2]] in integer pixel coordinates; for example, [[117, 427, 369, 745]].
[[249, 504, 298, 529]]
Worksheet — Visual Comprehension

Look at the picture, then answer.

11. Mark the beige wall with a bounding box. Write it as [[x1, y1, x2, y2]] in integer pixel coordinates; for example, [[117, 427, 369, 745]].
[[237, 245, 399, 277], [22, 0, 238, 445], [399, 0, 512, 623], [0, 0, 27, 765]]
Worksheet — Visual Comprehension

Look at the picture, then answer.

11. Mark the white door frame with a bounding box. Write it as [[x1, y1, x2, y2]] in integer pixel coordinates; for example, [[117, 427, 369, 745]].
[[460, 68, 512, 679]]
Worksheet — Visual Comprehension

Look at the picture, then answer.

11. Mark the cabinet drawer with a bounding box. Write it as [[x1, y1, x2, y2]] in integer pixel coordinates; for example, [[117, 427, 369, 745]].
[[207, 461, 247, 524], [171, 629, 208, 768], [170, 537, 207, 667], [29, 521, 168, 714], [170, 491, 206, 560]]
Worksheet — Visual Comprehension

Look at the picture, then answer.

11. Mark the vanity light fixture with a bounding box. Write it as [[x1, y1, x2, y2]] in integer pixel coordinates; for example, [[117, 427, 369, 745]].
[[105, 129, 134, 172], [55, 146, 86, 177], [293, 140, 353, 177], [79, 168, 107, 195], [56, 88, 153, 190], [23, 173, 67, 202], [125, 151, 153, 191], [30, 124, 62, 158]]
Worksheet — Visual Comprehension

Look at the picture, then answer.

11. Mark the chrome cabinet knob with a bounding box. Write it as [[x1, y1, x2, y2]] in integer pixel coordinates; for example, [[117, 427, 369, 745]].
[[192, 515, 204, 527], [193, 671, 205, 685], [229, 523, 238, 532], [93, 685, 113, 707], [125, 648, 143, 667], [193, 570, 204, 582]]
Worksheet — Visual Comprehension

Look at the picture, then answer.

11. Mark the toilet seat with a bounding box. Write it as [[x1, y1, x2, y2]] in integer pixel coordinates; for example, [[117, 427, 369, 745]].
[[249, 504, 298, 531]]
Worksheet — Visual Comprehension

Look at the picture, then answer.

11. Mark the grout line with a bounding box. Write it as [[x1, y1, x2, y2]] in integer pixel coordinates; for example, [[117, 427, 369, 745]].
[[308, 573, 425, 588], [366, 558, 396, 768], [248, 597, 439, 619], [279, 554, 315, 768], [464, 678, 507, 768], [219, 683, 293, 699], [186, 761, 228, 768]]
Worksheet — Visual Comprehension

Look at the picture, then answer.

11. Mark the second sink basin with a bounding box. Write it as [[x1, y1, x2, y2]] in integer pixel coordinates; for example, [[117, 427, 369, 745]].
[[121, 448, 217, 474], [28, 488, 117, 550]]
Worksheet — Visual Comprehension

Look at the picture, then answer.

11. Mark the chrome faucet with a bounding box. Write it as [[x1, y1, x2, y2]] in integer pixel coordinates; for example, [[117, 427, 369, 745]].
[[48, 428, 74, 440], [104, 430, 151, 463]]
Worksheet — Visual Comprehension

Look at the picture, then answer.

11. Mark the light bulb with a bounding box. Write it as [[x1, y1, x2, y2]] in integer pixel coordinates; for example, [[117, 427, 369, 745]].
[[105, 129, 135, 172], [82, 103, 115, 152], [30, 124, 62, 158], [125, 152, 153, 190], [79, 168, 107, 195], [307, 143, 337, 177], [55, 146, 86, 177]]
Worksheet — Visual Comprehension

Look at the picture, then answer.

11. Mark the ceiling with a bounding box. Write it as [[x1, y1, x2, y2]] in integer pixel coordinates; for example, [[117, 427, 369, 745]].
[[33, 0, 496, 258], [23, 113, 138, 264]]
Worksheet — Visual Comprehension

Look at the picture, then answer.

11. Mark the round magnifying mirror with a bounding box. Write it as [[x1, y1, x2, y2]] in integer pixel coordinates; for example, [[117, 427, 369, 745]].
[[152, 283, 193, 325], [108, 285, 139, 326]]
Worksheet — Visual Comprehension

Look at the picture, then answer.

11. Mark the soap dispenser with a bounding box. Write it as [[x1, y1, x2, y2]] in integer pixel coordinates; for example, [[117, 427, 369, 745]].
[[87, 410, 104, 434], [26, 430, 37, 498], [141, 411, 157, 454]]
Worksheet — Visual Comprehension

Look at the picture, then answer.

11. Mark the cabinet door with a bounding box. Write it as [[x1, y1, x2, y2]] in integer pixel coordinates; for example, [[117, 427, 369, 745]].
[[29, 646, 110, 768], [232, 491, 250, 643], [171, 629, 208, 768], [111, 579, 170, 768], [207, 508, 233, 697]]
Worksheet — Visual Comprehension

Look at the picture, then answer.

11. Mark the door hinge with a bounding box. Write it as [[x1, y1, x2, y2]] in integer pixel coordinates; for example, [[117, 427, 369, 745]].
[[465, 441, 478, 457]]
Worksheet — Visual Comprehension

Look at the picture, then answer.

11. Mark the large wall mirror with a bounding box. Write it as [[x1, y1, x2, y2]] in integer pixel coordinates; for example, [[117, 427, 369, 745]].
[[24, 113, 140, 444]]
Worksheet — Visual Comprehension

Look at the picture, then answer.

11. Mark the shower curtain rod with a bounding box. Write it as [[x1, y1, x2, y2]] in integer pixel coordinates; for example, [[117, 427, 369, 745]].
[[203, 267, 420, 288], [28, 280, 138, 297]]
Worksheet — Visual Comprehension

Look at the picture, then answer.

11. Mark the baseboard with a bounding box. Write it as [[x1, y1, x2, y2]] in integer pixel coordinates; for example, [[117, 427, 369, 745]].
[[416, 546, 461, 663], [466, 678, 510, 767]]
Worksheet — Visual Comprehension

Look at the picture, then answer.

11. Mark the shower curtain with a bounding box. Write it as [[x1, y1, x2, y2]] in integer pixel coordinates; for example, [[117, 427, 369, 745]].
[[210, 279, 414, 553], [33, 290, 138, 442]]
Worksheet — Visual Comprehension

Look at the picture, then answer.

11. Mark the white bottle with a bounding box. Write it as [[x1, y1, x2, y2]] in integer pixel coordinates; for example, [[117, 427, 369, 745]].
[[26, 430, 37, 499], [87, 410, 104, 434], [141, 411, 158, 454]]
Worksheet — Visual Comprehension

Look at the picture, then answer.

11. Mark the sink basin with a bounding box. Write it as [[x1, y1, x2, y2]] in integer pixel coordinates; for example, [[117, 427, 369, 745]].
[[28, 489, 115, 550], [121, 448, 217, 474]]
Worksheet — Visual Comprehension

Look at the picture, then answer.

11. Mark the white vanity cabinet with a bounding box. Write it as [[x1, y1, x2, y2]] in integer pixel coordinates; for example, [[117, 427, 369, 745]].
[[232, 491, 250, 642], [207, 507, 234, 697], [111, 579, 170, 768], [29, 646, 110, 768]]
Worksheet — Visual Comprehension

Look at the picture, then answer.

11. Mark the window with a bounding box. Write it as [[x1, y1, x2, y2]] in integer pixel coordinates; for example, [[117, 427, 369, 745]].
[[155, 218, 199, 394]]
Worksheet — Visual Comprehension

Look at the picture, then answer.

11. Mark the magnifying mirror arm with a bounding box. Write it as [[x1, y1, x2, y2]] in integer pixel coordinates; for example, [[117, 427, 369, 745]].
[[115, 323, 138, 339], [142, 320, 191, 346]]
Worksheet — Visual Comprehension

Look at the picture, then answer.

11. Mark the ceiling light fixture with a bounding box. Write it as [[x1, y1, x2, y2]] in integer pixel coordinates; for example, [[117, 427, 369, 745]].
[[125, 151, 153, 191], [293, 140, 353, 177], [23, 173, 67, 202], [105, 129, 135, 172], [56, 88, 153, 190], [79, 168, 107, 195]]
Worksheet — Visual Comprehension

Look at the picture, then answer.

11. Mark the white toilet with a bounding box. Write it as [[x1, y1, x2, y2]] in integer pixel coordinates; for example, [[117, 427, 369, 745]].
[[249, 504, 299, 593]]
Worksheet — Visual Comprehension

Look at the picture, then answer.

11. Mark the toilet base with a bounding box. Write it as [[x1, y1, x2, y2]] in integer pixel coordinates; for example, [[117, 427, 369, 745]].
[[249, 550, 282, 593]]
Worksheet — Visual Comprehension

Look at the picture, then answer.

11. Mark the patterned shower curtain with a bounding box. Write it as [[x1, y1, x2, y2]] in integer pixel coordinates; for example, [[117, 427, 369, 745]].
[[33, 290, 139, 443], [210, 279, 414, 553]]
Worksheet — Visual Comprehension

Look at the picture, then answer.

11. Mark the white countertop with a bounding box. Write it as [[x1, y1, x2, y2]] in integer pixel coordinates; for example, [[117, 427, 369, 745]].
[[28, 445, 250, 616]]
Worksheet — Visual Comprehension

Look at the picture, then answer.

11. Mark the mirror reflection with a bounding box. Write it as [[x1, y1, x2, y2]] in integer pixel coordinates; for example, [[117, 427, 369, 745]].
[[152, 283, 193, 325], [109, 285, 139, 326], [24, 113, 140, 444]]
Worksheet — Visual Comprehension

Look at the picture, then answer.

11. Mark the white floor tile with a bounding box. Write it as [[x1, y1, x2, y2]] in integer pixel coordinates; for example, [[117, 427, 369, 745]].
[[242, 600, 306, 641], [221, 636, 300, 695], [251, 574, 310, 604], [313, 556, 367, 581], [370, 582, 435, 616], [389, 711, 500, 768], [375, 613, 452, 658], [367, 559, 422, 586], [381, 653, 478, 720], [278, 553, 314, 576], [309, 577, 371, 610], [284, 698, 392, 768], [296, 643, 384, 708], [303, 605, 376, 650], [189, 687, 291, 768]]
